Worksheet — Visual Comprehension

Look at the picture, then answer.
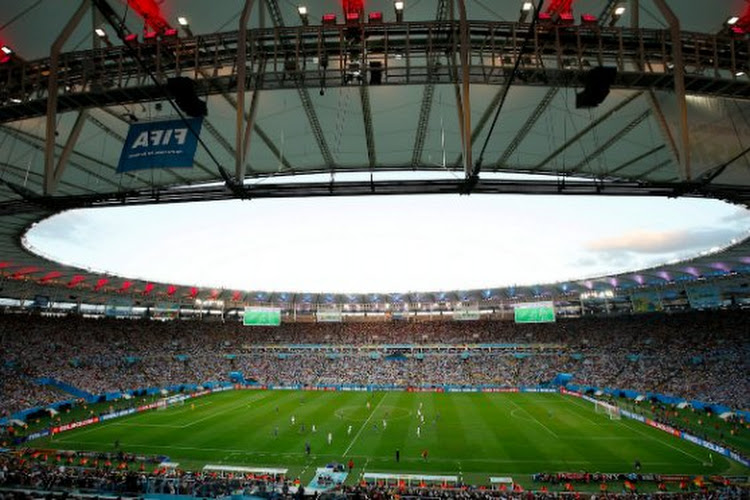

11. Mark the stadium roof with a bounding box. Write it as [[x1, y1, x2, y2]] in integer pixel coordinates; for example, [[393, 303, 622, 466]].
[[0, 0, 749, 306]]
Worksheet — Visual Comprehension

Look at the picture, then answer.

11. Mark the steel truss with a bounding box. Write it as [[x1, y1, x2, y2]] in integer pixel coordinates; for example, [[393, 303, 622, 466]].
[[0, 21, 748, 122]]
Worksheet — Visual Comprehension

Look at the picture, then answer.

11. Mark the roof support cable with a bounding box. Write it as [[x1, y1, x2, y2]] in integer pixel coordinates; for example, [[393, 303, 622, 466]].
[[467, 0, 547, 192], [91, 0, 240, 194]]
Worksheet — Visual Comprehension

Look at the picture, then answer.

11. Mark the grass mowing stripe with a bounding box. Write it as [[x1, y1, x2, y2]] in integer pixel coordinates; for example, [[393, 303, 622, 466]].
[[183, 392, 270, 428], [617, 419, 705, 464], [38, 390, 741, 480], [343, 393, 387, 457], [506, 396, 559, 438], [561, 395, 707, 465]]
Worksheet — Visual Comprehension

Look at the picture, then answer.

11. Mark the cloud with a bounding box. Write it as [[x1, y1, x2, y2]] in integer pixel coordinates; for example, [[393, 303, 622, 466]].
[[720, 207, 750, 225], [584, 227, 743, 255]]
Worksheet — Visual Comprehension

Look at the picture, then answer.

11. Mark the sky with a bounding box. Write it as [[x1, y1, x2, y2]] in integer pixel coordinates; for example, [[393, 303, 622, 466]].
[[25, 194, 750, 294]]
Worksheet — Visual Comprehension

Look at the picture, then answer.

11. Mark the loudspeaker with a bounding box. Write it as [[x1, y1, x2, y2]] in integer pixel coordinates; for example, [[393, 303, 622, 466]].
[[575, 66, 617, 109], [369, 61, 383, 85], [167, 77, 208, 117]]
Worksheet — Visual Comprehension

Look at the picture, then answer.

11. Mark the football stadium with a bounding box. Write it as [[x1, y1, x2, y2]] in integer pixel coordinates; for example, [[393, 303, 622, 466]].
[[0, 0, 749, 498]]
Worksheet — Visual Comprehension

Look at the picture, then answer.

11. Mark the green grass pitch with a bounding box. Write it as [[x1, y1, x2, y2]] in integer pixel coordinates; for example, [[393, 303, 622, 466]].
[[36, 390, 748, 486]]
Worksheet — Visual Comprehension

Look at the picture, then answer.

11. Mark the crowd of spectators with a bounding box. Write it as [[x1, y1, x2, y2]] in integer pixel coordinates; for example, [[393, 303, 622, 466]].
[[0, 310, 748, 416], [0, 452, 746, 499]]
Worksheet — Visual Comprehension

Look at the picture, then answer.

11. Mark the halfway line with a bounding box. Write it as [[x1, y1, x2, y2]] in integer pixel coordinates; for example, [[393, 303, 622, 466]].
[[343, 393, 387, 456]]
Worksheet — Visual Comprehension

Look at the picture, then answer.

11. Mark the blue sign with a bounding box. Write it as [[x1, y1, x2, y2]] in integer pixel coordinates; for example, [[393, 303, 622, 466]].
[[117, 117, 203, 172]]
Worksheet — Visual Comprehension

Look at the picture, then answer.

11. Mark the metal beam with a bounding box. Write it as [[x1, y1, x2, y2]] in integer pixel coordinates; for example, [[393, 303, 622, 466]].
[[7, 177, 750, 211], [44, 0, 90, 195], [264, 0, 334, 169], [646, 89, 680, 167], [530, 91, 644, 172], [359, 86, 376, 168], [653, 0, 691, 181], [568, 109, 651, 174], [3, 23, 750, 124], [236, 0, 255, 181], [456, 0, 472, 177], [1, 124, 121, 190], [496, 88, 559, 168], [46, 110, 89, 194], [196, 61, 291, 173], [411, 0, 449, 167], [606, 144, 666, 176]]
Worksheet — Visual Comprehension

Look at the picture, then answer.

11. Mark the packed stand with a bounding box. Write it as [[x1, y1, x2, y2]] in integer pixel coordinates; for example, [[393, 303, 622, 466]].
[[0, 310, 748, 416]]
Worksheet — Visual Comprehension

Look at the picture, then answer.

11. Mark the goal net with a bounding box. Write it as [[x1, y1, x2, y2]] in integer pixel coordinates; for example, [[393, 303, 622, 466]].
[[594, 400, 621, 420]]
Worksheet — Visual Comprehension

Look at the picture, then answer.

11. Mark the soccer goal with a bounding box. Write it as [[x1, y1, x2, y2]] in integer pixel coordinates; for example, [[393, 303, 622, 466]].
[[594, 400, 621, 420]]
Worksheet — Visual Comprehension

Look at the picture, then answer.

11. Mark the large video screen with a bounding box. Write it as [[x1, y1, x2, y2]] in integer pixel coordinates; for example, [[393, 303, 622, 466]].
[[514, 302, 555, 323], [243, 307, 281, 326]]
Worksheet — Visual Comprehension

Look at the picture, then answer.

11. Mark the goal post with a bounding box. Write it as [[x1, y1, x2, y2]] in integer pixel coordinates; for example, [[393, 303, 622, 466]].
[[594, 400, 621, 420]]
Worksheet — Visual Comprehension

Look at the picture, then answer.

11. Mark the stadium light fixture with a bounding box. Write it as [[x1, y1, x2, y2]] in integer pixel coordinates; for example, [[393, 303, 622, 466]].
[[298, 6, 309, 25], [519, 1, 533, 22], [94, 27, 113, 47], [726, 16, 739, 25], [394, 1, 404, 22], [0, 45, 12, 63], [609, 5, 625, 26], [177, 16, 193, 36]]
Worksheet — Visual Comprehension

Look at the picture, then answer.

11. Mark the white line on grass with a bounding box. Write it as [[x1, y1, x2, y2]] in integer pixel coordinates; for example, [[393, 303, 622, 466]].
[[49, 439, 683, 468], [562, 395, 707, 464], [342, 393, 387, 456], [183, 392, 269, 428], [618, 419, 705, 464], [562, 395, 616, 425], [506, 397, 558, 438]]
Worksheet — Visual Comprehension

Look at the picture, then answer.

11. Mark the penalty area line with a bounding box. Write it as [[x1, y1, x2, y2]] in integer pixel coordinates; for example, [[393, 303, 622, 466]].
[[343, 393, 387, 457]]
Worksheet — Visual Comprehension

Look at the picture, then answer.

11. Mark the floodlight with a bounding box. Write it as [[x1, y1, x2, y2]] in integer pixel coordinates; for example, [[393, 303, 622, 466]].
[[95, 28, 107, 38], [1, 46, 13, 55], [177, 16, 189, 27], [726, 16, 739, 25], [614, 6, 626, 16], [519, 2, 533, 22], [394, 1, 404, 22], [298, 5, 309, 25]]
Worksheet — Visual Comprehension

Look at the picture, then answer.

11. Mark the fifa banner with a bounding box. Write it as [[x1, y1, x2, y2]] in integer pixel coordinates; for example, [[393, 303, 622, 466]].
[[514, 302, 555, 323], [686, 285, 722, 310], [117, 117, 203, 173], [243, 306, 281, 326], [105, 297, 134, 318], [630, 292, 662, 313], [316, 305, 342, 323], [656, 93, 750, 182], [453, 303, 480, 321]]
